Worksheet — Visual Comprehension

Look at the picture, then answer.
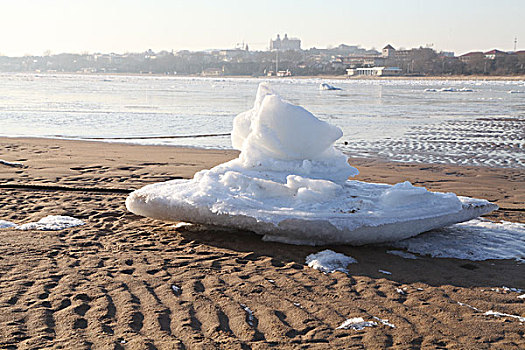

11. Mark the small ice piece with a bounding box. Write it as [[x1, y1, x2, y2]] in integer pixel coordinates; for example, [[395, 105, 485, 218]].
[[439, 87, 473, 92], [171, 285, 182, 295], [501, 286, 523, 293], [378, 269, 392, 275], [0, 159, 24, 168], [174, 222, 193, 229], [508, 90, 524, 94], [337, 317, 377, 330], [373, 316, 396, 328], [395, 288, 406, 295], [457, 301, 481, 312], [393, 219, 525, 261], [305, 250, 357, 274], [386, 250, 419, 259], [0, 220, 18, 229], [319, 83, 342, 91], [484, 310, 525, 322], [240, 304, 255, 326], [517, 294, 525, 299], [17, 215, 85, 231]]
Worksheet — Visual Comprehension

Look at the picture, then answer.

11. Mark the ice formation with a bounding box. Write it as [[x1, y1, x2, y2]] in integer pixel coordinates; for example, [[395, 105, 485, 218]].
[[17, 215, 85, 231], [305, 249, 357, 274], [319, 83, 342, 91], [126, 83, 497, 245]]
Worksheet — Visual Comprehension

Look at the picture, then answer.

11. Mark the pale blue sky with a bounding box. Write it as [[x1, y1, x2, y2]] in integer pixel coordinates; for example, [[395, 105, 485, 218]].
[[1, 0, 523, 56]]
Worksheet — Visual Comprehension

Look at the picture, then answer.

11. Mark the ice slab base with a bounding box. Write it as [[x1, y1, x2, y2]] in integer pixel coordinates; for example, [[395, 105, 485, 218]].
[[126, 179, 496, 246]]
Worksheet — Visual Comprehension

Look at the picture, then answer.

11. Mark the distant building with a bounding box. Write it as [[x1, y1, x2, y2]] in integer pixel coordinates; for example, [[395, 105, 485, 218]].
[[459, 52, 485, 63], [382, 44, 396, 58], [270, 34, 301, 51], [347, 66, 402, 77], [439, 51, 455, 57], [276, 69, 292, 77], [201, 67, 223, 76], [484, 49, 507, 60]]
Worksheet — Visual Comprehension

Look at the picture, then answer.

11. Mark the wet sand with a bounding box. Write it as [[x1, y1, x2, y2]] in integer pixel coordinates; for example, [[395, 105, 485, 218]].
[[0, 137, 524, 349]]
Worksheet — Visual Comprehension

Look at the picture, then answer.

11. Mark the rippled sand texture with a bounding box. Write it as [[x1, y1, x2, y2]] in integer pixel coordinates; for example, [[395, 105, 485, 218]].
[[0, 138, 523, 349]]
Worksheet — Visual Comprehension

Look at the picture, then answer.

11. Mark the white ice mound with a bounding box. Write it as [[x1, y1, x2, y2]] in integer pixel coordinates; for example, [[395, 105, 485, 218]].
[[231, 83, 356, 182], [126, 83, 497, 246]]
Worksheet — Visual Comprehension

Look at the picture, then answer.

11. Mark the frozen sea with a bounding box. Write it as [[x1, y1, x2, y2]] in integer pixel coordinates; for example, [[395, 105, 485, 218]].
[[0, 73, 523, 168]]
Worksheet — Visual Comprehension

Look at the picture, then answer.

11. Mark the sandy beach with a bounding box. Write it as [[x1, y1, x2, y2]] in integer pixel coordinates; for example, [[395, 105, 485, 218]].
[[0, 137, 523, 349]]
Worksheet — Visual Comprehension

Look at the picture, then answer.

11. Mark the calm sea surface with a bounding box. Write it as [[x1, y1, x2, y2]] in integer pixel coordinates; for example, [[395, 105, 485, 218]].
[[0, 73, 523, 168]]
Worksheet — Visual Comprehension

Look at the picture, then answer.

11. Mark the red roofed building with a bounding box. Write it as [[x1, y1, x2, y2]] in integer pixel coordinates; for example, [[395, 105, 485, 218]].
[[459, 52, 484, 63], [484, 49, 507, 60]]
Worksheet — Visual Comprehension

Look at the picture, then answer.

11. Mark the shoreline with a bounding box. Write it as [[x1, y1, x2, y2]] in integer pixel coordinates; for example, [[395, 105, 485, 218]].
[[1, 136, 523, 223], [2, 70, 524, 81], [0, 136, 524, 348], [1, 135, 523, 172]]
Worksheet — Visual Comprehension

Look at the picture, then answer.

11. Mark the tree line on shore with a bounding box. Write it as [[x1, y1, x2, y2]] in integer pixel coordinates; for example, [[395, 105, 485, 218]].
[[0, 46, 523, 76]]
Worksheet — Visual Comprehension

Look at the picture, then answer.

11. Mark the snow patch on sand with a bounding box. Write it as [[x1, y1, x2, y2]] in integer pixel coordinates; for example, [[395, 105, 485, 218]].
[[373, 316, 396, 328], [240, 304, 255, 327], [305, 249, 357, 274], [392, 219, 525, 261], [0, 220, 18, 229], [173, 222, 193, 229], [457, 300, 525, 322], [484, 310, 525, 322], [0, 159, 24, 168], [17, 215, 85, 231], [337, 317, 377, 330], [171, 285, 182, 296]]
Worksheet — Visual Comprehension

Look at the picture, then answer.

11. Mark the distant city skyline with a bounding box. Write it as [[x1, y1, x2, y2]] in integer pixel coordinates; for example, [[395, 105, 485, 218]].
[[1, 0, 523, 56]]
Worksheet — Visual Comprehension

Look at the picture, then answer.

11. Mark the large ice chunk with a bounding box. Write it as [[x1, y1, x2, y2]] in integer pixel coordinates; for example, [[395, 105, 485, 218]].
[[231, 82, 357, 183], [126, 83, 497, 246]]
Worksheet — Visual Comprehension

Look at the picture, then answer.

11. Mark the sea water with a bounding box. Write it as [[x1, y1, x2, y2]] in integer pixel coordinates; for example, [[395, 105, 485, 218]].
[[0, 73, 523, 168]]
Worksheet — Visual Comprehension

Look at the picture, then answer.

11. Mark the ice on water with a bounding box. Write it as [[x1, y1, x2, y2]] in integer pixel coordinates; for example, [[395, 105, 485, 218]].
[[126, 83, 496, 246]]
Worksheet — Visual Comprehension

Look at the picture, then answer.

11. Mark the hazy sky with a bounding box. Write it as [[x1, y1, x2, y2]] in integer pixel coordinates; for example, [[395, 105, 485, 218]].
[[1, 0, 524, 56]]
